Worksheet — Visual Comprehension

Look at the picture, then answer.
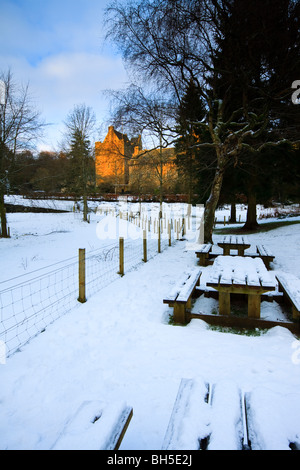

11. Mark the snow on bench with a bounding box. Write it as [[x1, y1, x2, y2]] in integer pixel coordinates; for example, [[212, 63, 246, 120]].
[[218, 235, 251, 256], [163, 378, 300, 450], [163, 267, 202, 324], [195, 243, 212, 266], [276, 272, 300, 319], [51, 400, 133, 450], [245, 387, 300, 450], [209, 256, 275, 290], [162, 378, 250, 450], [207, 256, 276, 317], [162, 378, 211, 450], [256, 244, 275, 269]]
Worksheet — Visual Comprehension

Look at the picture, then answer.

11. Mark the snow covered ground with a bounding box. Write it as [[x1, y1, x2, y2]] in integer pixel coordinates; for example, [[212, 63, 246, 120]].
[[0, 200, 300, 450]]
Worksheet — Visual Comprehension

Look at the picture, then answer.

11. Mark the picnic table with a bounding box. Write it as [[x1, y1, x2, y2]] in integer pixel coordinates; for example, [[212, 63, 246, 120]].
[[217, 235, 251, 256], [207, 256, 276, 318]]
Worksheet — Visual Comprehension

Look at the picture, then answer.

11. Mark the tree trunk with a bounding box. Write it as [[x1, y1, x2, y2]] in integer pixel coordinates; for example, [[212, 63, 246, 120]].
[[159, 150, 163, 219], [243, 190, 259, 230], [229, 201, 237, 223], [0, 190, 8, 238], [204, 167, 225, 243], [83, 193, 88, 222]]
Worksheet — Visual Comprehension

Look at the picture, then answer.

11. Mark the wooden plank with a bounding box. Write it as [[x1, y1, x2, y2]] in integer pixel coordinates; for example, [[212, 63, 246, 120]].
[[163, 272, 190, 304], [276, 273, 300, 313], [219, 292, 231, 315], [232, 259, 250, 287], [173, 302, 187, 324], [195, 243, 212, 254], [248, 293, 261, 318], [162, 379, 210, 450], [195, 244, 212, 266], [218, 259, 235, 287], [257, 244, 274, 258], [51, 401, 133, 450], [189, 313, 300, 334], [210, 256, 272, 289], [177, 269, 202, 303], [219, 235, 250, 247]]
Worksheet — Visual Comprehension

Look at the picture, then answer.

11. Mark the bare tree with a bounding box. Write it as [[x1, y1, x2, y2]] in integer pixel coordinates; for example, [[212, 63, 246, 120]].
[[62, 104, 96, 222], [105, 0, 300, 242], [0, 69, 45, 237], [108, 85, 177, 216]]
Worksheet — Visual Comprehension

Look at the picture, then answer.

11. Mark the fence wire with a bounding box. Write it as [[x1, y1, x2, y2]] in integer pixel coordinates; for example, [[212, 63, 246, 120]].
[[0, 230, 177, 359], [85, 243, 120, 297], [0, 261, 78, 358]]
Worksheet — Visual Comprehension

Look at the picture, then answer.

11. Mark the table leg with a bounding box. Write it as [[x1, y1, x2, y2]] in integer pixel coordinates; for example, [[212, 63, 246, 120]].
[[219, 292, 230, 315], [223, 247, 230, 256], [248, 294, 261, 318], [237, 247, 245, 256]]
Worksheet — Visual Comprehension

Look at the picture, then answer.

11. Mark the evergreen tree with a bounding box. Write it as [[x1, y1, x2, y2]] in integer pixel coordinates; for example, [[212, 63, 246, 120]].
[[62, 104, 96, 222], [212, 0, 300, 229], [68, 129, 94, 221], [175, 80, 215, 204]]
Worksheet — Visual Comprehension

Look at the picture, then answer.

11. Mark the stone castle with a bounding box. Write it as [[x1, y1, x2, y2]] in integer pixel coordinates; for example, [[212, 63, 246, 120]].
[[95, 126, 179, 194]]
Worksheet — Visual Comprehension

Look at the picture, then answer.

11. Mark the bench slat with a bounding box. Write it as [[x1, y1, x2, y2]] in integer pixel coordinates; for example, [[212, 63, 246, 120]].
[[195, 243, 212, 254], [163, 272, 191, 304], [176, 268, 202, 303], [257, 244, 275, 258], [208, 256, 275, 289], [219, 235, 250, 246], [162, 379, 210, 450], [276, 272, 300, 312], [51, 401, 133, 450]]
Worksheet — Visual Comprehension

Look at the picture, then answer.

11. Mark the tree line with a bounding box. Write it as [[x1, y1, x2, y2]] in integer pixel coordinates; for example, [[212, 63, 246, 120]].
[[0, 69, 96, 234], [105, 0, 300, 241], [1, 0, 300, 240]]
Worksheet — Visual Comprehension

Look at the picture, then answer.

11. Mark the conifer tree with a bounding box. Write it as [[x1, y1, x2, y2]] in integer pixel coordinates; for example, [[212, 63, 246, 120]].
[[62, 104, 96, 222], [175, 80, 214, 203]]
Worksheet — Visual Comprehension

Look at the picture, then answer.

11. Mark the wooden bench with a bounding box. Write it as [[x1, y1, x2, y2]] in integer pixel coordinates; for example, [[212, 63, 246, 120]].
[[195, 243, 212, 266], [276, 272, 300, 320], [218, 235, 251, 256], [51, 400, 133, 450], [207, 256, 276, 318], [257, 244, 275, 269], [163, 267, 202, 324], [162, 378, 250, 450], [163, 378, 300, 450], [162, 378, 211, 450]]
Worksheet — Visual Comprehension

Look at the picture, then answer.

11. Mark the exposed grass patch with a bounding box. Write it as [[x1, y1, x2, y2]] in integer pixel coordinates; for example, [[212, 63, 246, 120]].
[[209, 325, 268, 336]]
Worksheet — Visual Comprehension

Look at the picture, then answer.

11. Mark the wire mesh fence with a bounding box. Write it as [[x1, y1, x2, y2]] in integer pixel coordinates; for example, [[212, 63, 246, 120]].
[[0, 230, 176, 359], [0, 202, 204, 360], [0, 260, 79, 358], [85, 243, 120, 298]]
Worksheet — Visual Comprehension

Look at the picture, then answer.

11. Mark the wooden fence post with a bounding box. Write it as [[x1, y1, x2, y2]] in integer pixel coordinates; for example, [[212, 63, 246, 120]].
[[143, 230, 147, 262], [78, 248, 86, 303], [118, 237, 124, 276], [168, 222, 171, 247]]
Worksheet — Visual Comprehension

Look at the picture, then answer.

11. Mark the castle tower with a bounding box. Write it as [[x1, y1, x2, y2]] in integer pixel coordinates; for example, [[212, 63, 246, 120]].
[[95, 126, 142, 192]]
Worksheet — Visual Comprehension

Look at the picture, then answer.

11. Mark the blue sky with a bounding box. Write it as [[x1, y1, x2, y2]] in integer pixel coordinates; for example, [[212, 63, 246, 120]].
[[0, 0, 128, 151]]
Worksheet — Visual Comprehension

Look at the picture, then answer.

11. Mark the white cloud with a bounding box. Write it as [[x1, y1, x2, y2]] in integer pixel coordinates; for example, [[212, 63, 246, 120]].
[[0, 0, 129, 152], [1, 50, 129, 152]]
